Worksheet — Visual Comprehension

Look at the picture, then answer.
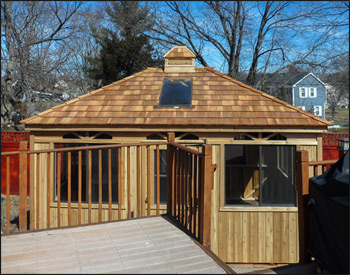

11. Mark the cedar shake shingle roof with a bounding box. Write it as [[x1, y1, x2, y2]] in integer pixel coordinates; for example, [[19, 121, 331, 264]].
[[164, 46, 196, 59], [21, 67, 332, 128]]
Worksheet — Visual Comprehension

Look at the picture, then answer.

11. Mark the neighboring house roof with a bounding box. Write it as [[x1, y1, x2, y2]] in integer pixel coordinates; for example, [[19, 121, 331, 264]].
[[258, 72, 326, 88], [284, 72, 309, 86], [21, 66, 332, 128], [292, 72, 326, 87], [256, 72, 309, 88]]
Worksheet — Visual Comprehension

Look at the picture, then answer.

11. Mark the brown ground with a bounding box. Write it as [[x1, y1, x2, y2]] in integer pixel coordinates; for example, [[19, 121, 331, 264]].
[[1, 194, 30, 234]]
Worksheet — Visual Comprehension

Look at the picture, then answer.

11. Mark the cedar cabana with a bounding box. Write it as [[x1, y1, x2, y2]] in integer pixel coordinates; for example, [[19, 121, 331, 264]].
[[21, 46, 331, 264]]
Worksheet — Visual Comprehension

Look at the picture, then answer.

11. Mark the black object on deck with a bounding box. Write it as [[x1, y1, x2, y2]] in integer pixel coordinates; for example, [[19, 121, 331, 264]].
[[308, 150, 349, 274]]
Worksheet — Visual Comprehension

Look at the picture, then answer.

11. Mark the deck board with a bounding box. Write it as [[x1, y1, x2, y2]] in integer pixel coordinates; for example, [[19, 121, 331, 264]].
[[1, 216, 226, 274]]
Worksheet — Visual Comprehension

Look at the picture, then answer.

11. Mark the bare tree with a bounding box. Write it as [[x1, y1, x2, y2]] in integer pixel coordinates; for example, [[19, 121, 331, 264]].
[[55, 3, 107, 95], [1, 1, 84, 125], [149, 1, 349, 88], [149, 1, 247, 78], [322, 52, 349, 119]]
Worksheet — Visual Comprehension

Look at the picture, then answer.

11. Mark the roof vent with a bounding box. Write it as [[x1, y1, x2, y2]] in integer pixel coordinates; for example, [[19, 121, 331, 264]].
[[164, 46, 196, 73]]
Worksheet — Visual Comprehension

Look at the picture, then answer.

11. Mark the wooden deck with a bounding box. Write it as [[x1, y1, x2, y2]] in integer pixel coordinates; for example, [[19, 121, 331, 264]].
[[1, 216, 228, 274]]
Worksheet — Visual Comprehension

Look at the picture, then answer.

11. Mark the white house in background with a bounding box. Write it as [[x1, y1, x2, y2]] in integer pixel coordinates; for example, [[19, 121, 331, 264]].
[[291, 73, 327, 119]]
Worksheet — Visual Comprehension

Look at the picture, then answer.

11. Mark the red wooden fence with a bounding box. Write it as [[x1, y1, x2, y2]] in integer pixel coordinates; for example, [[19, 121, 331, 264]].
[[322, 132, 349, 160], [1, 131, 30, 195]]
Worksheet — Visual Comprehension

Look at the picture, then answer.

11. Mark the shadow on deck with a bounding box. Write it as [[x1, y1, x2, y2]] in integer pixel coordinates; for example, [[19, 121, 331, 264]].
[[1, 215, 234, 274]]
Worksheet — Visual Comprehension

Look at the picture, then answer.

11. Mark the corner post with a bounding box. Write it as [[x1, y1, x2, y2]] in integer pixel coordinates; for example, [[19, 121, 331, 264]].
[[296, 150, 310, 263], [19, 141, 28, 231], [199, 144, 213, 248], [167, 132, 175, 215]]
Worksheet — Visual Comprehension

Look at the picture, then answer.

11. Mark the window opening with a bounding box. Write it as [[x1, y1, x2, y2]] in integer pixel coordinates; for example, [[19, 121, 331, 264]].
[[76, 131, 86, 137], [147, 133, 166, 140], [54, 143, 119, 204], [313, 106, 322, 116], [225, 145, 296, 206], [268, 134, 287, 140], [309, 87, 317, 98], [234, 134, 253, 140], [262, 133, 273, 139], [299, 87, 308, 98], [180, 134, 199, 140], [154, 150, 167, 204], [94, 133, 112, 139], [174, 132, 185, 138], [247, 133, 259, 139], [158, 78, 192, 107], [63, 133, 80, 139]]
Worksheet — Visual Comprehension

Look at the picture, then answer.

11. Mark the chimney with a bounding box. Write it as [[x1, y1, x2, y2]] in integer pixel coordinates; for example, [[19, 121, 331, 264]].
[[164, 46, 196, 73]]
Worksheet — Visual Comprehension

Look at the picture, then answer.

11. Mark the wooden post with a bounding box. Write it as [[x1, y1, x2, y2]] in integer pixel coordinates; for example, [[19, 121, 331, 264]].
[[127, 146, 131, 218], [19, 141, 28, 231], [296, 150, 310, 263], [147, 145, 151, 216], [199, 144, 213, 248], [156, 145, 160, 215], [167, 132, 175, 215], [6, 156, 10, 233]]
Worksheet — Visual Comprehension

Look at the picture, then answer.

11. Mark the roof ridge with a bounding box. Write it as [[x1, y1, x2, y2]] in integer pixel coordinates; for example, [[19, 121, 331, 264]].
[[20, 68, 151, 124], [205, 68, 332, 126]]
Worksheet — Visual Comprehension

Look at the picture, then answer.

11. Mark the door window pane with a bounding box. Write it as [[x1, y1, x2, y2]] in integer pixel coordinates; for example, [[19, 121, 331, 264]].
[[225, 145, 296, 206], [225, 145, 259, 205], [260, 146, 296, 205]]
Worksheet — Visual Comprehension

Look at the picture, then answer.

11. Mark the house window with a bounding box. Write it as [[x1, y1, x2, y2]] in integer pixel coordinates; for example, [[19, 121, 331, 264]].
[[298, 106, 306, 111], [158, 78, 192, 107], [54, 143, 119, 204], [299, 87, 308, 98], [309, 87, 317, 98], [299, 87, 317, 98], [225, 145, 296, 206], [313, 106, 322, 116], [154, 150, 167, 204]]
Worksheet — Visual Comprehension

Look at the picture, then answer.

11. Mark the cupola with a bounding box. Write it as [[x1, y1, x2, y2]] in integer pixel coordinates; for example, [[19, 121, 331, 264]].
[[163, 46, 196, 73]]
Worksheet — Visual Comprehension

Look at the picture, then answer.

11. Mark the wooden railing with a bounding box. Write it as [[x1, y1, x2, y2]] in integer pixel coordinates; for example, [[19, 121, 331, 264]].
[[1, 134, 214, 248], [166, 133, 214, 247], [296, 150, 339, 263], [2, 141, 166, 232]]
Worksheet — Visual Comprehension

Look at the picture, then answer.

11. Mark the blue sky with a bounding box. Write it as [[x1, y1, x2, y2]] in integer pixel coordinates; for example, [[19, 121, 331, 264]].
[[2, 1, 348, 77]]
